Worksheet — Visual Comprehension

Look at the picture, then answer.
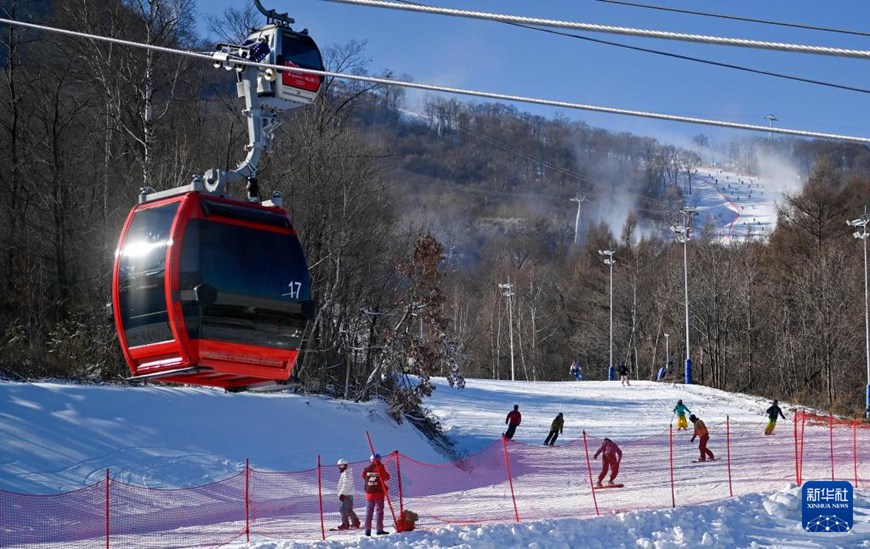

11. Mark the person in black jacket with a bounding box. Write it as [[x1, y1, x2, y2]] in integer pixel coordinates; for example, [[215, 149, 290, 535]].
[[618, 361, 630, 386], [764, 400, 786, 435]]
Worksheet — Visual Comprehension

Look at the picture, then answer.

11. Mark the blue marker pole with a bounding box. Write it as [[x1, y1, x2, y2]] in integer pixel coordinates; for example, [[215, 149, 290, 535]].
[[685, 358, 693, 386], [608, 365, 615, 381]]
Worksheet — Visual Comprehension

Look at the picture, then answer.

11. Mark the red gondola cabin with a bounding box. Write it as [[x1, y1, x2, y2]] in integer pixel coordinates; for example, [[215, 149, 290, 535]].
[[112, 192, 313, 389]]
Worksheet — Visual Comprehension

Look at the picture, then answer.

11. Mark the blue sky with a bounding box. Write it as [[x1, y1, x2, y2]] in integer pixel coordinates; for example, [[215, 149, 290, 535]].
[[199, 1, 870, 147]]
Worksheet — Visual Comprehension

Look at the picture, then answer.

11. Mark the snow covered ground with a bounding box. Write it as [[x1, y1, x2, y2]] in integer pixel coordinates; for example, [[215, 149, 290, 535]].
[[2, 378, 868, 547]]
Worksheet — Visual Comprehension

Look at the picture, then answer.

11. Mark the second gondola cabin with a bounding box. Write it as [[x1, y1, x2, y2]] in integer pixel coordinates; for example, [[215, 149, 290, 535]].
[[249, 24, 325, 110], [112, 191, 313, 389]]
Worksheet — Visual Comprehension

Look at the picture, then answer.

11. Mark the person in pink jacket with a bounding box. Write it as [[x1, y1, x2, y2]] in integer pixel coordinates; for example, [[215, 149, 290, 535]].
[[593, 437, 623, 487]]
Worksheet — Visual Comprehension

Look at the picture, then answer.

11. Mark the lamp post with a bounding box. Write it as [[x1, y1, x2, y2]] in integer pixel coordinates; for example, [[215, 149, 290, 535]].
[[848, 209, 870, 418], [765, 114, 778, 140], [664, 332, 670, 368], [599, 249, 616, 381], [671, 207, 697, 384], [499, 282, 516, 381], [570, 195, 587, 245]]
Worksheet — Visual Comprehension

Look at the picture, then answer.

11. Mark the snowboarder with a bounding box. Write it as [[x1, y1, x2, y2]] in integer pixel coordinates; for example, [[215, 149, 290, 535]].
[[618, 361, 630, 386], [543, 413, 564, 446], [504, 404, 522, 439], [764, 400, 786, 435], [689, 414, 715, 462], [336, 458, 360, 530], [593, 437, 623, 487], [362, 454, 391, 536], [673, 399, 691, 431], [570, 361, 583, 381]]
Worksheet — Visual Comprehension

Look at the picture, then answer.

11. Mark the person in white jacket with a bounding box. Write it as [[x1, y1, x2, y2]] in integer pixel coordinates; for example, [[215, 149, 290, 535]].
[[336, 458, 361, 529]]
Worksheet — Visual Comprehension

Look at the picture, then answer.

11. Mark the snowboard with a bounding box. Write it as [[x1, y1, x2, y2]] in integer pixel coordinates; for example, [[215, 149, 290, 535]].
[[594, 483, 624, 489], [691, 459, 716, 463], [329, 526, 361, 532]]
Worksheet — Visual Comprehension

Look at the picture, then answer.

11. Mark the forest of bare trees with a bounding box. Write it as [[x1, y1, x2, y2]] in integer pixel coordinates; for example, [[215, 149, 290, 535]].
[[2, 0, 870, 419]]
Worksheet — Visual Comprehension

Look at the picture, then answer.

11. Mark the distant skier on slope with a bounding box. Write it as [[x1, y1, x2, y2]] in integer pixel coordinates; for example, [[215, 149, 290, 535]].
[[570, 361, 583, 381], [504, 405, 522, 439], [673, 399, 691, 431], [593, 437, 623, 487], [543, 413, 564, 446], [689, 414, 715, 462], [764, 400, 786, 435], [618, 361, 630, 386]]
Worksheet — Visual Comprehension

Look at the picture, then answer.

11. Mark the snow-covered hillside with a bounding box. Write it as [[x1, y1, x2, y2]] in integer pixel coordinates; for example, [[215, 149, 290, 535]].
[[2, 378, 867, 547], [682, 162, 801, 245]]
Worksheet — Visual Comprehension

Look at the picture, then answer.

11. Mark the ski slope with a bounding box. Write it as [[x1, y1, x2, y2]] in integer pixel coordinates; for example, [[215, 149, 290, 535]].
[[1, 378, 867, 547], [683, 163, 799, 245]]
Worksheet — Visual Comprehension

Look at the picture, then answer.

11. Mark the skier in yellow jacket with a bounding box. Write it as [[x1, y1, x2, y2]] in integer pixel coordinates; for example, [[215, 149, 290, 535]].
[[543, 413, 564, 446]]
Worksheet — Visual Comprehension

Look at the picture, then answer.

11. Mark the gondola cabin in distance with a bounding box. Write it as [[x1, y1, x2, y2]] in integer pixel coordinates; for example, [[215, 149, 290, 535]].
[[110, 8, 322, 390], [112, 191, 314, 390]]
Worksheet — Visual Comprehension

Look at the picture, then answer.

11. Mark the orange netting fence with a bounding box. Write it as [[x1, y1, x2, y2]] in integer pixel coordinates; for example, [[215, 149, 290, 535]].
[[1, 411, 868, 547]]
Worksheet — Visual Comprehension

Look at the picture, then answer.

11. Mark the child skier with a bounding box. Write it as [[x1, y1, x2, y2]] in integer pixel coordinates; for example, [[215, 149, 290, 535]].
[[673, 399, 691, 431], [764, 400, 786, 435], [336, 458, 360, 530], [689, 414, 715, 462]]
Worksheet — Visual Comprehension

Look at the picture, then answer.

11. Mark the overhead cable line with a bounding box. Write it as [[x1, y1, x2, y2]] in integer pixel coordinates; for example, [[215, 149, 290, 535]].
[[319, 0, 870, 59], [1, 17, 868, 144], [505, 23, 870, 95], [596, 0, 870, 39], [393, 0, 869, 94]]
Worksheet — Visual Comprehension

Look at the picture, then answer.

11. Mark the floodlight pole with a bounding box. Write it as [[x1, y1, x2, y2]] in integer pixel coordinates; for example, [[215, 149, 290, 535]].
[[599, 250, 616, 381], [765, 114, 778, 140], [664, 333, 670, 367], [499, 282, 516, 381], [848, 208, 870, 418], [671, 208, 697, 384], [570, 195, 587, 245]]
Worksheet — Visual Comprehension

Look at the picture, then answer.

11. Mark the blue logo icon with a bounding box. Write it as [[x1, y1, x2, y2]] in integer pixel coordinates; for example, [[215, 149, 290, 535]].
[[802, 481, 853, 532]]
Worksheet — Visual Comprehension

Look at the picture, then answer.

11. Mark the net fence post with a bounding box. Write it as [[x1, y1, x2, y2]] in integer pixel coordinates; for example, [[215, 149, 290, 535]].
[[582, 431, 600, 516], [669, 424, 676, 508], [726, 416, 733, 497], [245, 458, 250, 543], [793, 411, 799, 485], [853, 419, 859, 488], [394, 451, 404, 515], [317, 455, 325, 541], [105, 468, 110, 549], [501, 435, 520, 522], [829, 413, 835, 481], [799, 410, 806, 485]]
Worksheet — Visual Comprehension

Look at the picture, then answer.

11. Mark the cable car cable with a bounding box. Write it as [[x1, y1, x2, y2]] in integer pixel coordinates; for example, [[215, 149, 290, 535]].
[[500, 22, 870, 95], [393, 0, 870, 95], [1, 16, 867, 143], [318, 0, 870, 59], [595, 0, 870, 39]]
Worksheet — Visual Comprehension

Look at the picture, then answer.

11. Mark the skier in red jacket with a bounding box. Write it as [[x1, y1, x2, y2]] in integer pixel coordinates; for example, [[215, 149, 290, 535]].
[[504, 405, 522, 439], [593, 437, 623, 487]]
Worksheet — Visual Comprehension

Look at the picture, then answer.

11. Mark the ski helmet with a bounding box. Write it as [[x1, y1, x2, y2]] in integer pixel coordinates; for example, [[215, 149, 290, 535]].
[[337, 458, 348, 466]]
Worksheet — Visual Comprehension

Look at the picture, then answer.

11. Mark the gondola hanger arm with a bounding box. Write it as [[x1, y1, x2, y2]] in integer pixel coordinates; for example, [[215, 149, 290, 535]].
[[253, 0, 295, 26]]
